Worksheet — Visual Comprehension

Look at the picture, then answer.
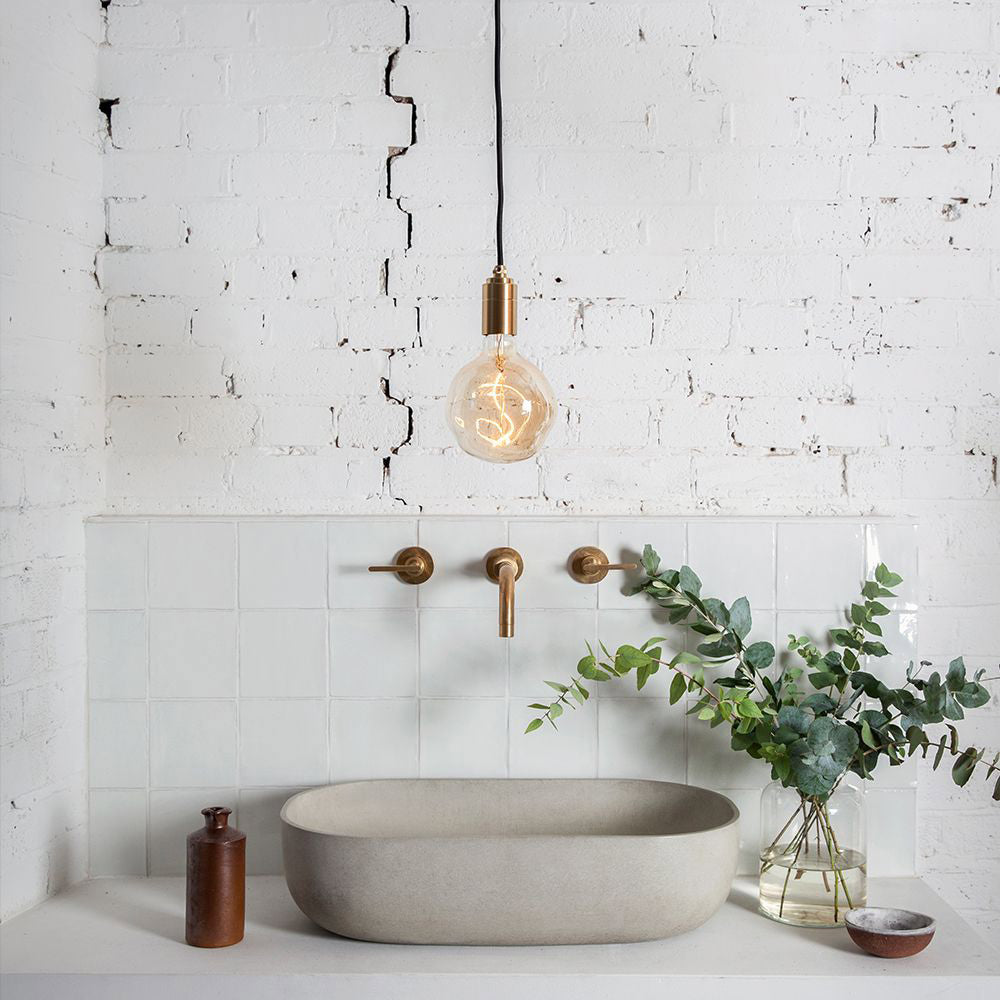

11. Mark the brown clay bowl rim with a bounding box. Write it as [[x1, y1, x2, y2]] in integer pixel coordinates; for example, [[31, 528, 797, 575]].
[[845, 907, 936, 937]]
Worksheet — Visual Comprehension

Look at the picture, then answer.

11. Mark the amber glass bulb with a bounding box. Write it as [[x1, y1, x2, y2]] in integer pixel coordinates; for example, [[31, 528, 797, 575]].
[[446, 334, 556, 463]]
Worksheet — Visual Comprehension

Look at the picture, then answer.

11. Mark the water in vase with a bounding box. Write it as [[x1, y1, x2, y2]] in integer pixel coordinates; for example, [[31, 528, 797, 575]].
[[759, 839, 867, 926]]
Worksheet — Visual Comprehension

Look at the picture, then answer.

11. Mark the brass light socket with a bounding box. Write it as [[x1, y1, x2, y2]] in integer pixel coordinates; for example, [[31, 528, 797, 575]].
[[482, 265, 517, 337]]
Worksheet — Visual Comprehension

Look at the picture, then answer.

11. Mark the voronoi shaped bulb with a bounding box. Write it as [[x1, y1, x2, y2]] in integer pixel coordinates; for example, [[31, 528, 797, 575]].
[[446, 335, 556, 463]]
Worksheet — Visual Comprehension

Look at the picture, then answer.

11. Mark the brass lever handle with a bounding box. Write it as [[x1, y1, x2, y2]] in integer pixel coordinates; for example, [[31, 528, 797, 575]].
[[367, 546, 434, 584], [568, 546, 638, 585]]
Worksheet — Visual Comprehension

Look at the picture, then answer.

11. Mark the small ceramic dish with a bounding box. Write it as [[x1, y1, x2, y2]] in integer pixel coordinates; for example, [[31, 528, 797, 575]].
[[844, 907, 936, 958]]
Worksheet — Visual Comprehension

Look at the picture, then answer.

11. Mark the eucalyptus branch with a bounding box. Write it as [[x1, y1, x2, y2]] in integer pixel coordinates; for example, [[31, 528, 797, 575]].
[[524, 546, 999, 806]]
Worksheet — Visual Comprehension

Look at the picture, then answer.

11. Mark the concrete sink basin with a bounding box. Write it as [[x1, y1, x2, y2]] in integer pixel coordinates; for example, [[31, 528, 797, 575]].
[[281, 779, 739, 945]]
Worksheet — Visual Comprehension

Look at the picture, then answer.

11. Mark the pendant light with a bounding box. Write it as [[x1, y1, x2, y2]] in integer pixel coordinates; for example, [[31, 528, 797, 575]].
[[445, 0, 556, 463]]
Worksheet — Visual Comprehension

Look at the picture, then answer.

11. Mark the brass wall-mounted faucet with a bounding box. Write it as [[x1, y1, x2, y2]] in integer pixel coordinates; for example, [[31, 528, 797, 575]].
[[568, 546, 638, 584], [367, 546, 434, 584], [484, 547, 523, 638]]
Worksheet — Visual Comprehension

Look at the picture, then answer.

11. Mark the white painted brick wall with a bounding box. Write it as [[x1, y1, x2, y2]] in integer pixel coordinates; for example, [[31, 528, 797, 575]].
[[0, 0, 994, 934], [0, 0, 104, 921]]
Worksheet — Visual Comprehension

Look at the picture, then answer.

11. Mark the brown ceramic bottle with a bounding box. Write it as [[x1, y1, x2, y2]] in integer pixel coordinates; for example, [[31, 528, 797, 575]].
[[185, 806, 246, 948]]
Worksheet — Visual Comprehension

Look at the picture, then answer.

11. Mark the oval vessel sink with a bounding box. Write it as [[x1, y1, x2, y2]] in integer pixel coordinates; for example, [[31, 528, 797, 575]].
[[281, 779, 739, 945]]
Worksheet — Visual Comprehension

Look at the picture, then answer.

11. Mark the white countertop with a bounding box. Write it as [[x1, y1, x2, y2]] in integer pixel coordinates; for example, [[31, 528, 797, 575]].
[[2, 876, 998, 1000]]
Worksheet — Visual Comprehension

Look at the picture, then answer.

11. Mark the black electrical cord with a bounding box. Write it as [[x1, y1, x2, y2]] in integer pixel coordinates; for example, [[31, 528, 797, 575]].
[[494, 0, 504, 268]]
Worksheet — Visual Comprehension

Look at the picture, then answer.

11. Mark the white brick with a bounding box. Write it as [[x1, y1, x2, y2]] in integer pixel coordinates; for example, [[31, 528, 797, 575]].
[[537, 254, 686, 300], [231, 150, 382, 199], [581, 303, 651, 348], [107, 4, 181, 47], [106, 398, 186, 452], [182, 4, 253, 48], [544, 453, 692, 503], [853, 349, 998, 402], [183, 201, 260, 251], [696, 454, 845, 500], [389, 451, 538, 500], [685, 254, 840, 300], [846, 150, 991, 200], [253, 2, 332, 48], [229, 452, 384, 505], [227, 51, 384, 100], [632, 2, 714, 46], [330, 0, 406, 48], [803, 97, 878, 149], [186, 106, 260, 151], [191, 300, 266, 349], [100, 249, 229, 297], [337, 99, 413, 147], [264, 104, 339, 149], [656, 395, 731, 450], [571, 401, 652, 449], [840, 4, 992, 55], [106, 347, 227, 397], [692, 348, 849, 400], [108, 200, 183, 249], [733, 303, 806, 350], [655, 301, 732, 351], [696, 47, 841, 99], [846, 253, 992, 299], [226, 348, 386, 398], [954, 99, 1000, 150], [179, 399, 259, 449], [263, 301, 339, 349], [844, 54, 996, 99], [875, 199, 1000, 253], [874, 99, 954, 148], [885, 403, 957, 448], [699, 151, 841, 201], [100, 51, 227, 101], [337, 397, 409, 450], [713, 1, 837, 49], [104, 151, 230, 200], [110, 103, 185, 151], [342, 299, 416, 350], [258, 403, 334, 447]]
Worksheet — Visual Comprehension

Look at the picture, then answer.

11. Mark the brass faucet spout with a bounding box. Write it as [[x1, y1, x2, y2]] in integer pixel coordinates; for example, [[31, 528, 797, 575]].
[[497, 560, 516, 638], [484, 547, 524, 639]]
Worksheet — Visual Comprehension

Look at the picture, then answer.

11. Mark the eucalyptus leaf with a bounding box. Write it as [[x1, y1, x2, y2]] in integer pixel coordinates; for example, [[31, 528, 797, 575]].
[[729, 597, 752, 640], [669, 673, 686, 705], [678, 565, 702, 598], [641, 544, 660, 576], [875, 563, 903, 588], [789, 717, 859, 796], [745, 641, 775, 671], [800, 692, 837, 715], [776, 705, 811, 735], [524, 718, 544, 734]]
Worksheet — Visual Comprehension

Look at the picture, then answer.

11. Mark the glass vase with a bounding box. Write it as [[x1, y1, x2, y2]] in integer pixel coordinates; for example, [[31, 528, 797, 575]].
[[758, 778, 867, 927]]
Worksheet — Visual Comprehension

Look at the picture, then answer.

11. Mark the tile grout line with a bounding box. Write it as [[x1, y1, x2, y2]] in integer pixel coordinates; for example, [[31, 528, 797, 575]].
[[144, 520, 151, 877], [234, 521, 242, 832], [415, 519, 423, 778], [325, 520, 333, 785]]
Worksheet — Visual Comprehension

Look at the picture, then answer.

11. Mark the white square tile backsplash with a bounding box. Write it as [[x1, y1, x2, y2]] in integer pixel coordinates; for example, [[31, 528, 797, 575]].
[[149, 521, 236, 609], [238, 521, 327, 608], [87, 516, 919, 876], [149, 610, 237, 698], [241, 610, 327, 698]]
